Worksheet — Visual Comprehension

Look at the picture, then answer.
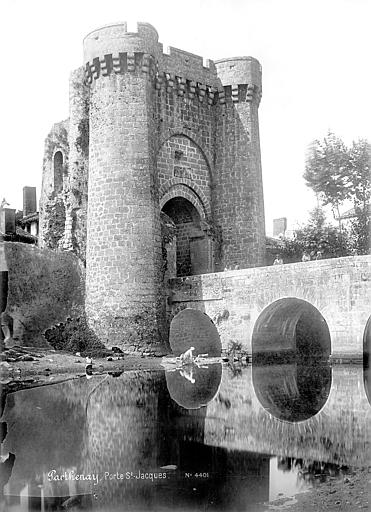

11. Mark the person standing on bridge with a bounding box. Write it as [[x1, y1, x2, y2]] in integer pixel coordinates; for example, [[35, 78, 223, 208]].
[[273, 254, 284, 265]]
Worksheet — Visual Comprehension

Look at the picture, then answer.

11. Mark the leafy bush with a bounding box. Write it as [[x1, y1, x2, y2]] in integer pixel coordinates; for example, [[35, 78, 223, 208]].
[[44, 316, 110, 357]]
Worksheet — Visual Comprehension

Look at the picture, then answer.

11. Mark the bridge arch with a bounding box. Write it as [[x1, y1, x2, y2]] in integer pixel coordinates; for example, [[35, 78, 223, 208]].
[[159, 182, 209, 220], [169, 308, 222, 357], [252, 297, 331, 359]]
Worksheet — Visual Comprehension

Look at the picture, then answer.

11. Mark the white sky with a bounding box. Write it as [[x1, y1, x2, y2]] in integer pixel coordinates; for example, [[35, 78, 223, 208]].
[[1, 0, 370, 235]]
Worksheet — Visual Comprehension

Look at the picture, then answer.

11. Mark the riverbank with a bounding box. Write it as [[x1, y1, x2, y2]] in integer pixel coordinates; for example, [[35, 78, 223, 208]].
[[0, 345, 165, 393]]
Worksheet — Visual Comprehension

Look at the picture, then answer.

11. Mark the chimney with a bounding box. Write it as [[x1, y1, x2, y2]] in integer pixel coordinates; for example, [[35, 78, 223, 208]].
[[273, 217, 287, 238], [0, 209, 16, 235], [23, 187, 37, 217]]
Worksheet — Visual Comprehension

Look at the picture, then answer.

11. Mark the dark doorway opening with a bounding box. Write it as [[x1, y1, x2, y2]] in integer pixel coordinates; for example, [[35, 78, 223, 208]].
[[162, 197, 210, 277]]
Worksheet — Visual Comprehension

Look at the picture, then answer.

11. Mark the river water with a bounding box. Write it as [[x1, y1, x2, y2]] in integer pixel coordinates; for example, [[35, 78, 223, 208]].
[[1, 360, 370, 511]]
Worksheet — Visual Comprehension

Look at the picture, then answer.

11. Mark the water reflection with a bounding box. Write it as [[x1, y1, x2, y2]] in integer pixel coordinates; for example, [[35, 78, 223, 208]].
[[252, 362, 332, 422], [1, 363, 370, 511], [165, 363, 222, 409]]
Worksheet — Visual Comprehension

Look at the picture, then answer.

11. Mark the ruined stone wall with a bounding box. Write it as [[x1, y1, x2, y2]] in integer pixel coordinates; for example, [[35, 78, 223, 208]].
[[63, 66, 89, 264], [39, 120, 69, 250], [2, 241, 84, 345], [169, 255, 371, 357], [39, 73, 89, 265]]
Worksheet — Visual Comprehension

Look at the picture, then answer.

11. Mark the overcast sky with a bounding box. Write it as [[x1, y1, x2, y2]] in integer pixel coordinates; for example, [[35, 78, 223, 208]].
[[1, 0, 370, 234]]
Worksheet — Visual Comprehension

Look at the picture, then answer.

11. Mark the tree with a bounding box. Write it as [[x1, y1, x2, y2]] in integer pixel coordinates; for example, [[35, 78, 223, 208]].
[[348, 139, 371, 209], [349, 207, 370, 255], [304, 133, 371, 254], [304, 132, 350, 230], [279, 208, 351, 263], [347, 139, 371, 254]]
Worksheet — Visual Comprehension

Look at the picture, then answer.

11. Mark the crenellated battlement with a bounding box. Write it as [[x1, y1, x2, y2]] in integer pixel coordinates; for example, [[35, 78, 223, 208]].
[[84, 53, 261, 105], [218, 83, 262, 105], [84, 55, 217, 104], [156, 72, 218, 104], [84, 52, 157, 83], [83, 22, 262, 105]]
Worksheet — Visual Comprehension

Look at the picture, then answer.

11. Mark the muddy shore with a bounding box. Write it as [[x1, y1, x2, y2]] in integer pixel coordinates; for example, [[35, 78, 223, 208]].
[[1, 347, 370, 512], [262, 467, 371, 512]]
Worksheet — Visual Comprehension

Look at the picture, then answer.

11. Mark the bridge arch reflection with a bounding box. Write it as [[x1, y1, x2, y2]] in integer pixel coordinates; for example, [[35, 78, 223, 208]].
[[251, 298, 332, 422], [165, 364, 223, 410], [252, 362, 332, 422]]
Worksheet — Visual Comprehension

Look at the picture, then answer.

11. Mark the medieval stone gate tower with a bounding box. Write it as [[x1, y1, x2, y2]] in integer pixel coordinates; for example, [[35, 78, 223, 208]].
[[39, 22, 265, 351]]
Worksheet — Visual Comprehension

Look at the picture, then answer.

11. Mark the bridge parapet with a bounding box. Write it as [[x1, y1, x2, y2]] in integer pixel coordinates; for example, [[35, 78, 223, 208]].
[[168, 255, 371, 358]]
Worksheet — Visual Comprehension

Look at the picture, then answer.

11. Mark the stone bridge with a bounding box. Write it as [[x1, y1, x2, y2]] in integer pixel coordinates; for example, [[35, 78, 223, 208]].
[[168, 255, 371, 359]]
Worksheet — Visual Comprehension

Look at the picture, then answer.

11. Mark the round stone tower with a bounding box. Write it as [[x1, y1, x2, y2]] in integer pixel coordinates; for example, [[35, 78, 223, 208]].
[[214, 57, 265, 269], [83, 23, 165, 351]]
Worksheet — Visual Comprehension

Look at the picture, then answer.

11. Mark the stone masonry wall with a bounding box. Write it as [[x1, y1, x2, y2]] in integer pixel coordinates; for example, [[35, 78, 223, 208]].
[[169, 255, 371, 357], [214, 58, 266, 270], [157, 134, 212, 215], [2, 241, 84, 345], [85, 71, 164, 352]]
